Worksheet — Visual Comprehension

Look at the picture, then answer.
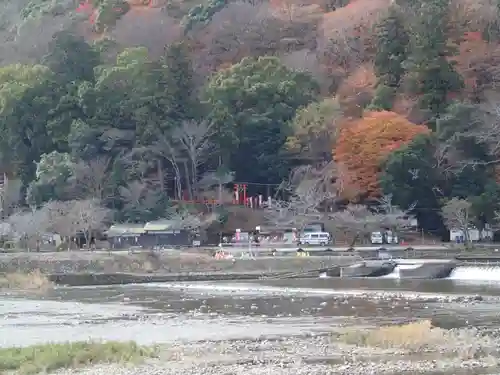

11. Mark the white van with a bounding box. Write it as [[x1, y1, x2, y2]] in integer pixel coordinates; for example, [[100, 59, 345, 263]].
[[371, 231, 398, 244], [370, 231, 383, 244], [386, 230, 398, 244], [298, 232, 331, 246]]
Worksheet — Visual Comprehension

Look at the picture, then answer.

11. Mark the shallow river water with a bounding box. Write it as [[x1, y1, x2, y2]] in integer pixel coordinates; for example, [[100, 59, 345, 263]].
[[3, 275, 500, 348]]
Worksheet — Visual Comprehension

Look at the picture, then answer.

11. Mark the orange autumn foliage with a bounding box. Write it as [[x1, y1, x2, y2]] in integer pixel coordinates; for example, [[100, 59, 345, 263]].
[[334, 111, 430, 200], [337, 64, 376, 117]]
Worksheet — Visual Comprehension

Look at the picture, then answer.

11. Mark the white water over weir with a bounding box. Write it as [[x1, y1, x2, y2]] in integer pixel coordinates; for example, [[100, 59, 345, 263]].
[[380, 264, 421, 279], [449, 266, 500, 281], [381, 263, 500, 281]]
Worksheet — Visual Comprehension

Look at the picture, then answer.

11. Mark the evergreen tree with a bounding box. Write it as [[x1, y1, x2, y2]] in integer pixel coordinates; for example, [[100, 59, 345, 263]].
[[368, 85, 395, 111], [373, 6, 409, 88], [162, 42, 199, 122], [406, 0, 463, 124], [482, 0, 500, 41]]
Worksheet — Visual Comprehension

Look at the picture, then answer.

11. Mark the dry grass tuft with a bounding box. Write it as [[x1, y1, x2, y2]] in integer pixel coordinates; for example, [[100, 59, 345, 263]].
[[340, 320, 446, 350], [0, 270, 53, 293], [338, 320, 499, 360]]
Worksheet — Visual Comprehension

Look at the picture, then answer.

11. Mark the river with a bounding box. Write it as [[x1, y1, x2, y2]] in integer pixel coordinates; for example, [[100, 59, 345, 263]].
[[3, 268, 500, 348]]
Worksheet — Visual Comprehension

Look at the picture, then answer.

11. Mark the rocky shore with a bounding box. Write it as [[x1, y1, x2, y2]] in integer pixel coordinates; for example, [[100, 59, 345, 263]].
[[52, 322, 500, 375]]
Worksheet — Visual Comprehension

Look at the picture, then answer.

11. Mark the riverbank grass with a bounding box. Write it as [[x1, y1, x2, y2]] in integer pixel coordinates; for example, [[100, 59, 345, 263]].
[[0, 341, 159, 374], [339, 320, 446, 350], [0, 270, 53, 292]]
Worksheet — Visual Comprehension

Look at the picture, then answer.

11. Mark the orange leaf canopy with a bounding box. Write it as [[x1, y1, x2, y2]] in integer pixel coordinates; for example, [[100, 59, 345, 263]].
[[334, 111, 430, 200]]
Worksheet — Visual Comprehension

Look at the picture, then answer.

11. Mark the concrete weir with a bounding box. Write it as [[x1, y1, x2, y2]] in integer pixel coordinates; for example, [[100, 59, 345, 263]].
[[398, 262, 457, 279], [48, 271, 300, 286], [340, 262, 396, 277]]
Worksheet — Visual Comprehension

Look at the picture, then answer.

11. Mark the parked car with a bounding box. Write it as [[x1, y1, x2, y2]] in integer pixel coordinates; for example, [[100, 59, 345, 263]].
[[386, 230, 399, 244], [297, 232, 331, 246], [371, 231, 399, 244], [371, 231, 384, 244]]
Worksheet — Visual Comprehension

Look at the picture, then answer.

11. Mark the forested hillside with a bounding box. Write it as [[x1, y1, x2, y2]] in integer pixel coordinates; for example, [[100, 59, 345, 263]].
[[1, 0, 500, 238]]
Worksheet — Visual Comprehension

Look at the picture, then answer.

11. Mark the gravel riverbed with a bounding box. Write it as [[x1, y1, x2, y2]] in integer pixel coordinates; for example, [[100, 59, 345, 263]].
[[52, 324, 500, 375]]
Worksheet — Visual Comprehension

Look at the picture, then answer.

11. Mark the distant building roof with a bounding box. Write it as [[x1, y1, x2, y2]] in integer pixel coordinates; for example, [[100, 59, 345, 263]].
[[107, 224, 145, 237], [143, 220, 179, 232]]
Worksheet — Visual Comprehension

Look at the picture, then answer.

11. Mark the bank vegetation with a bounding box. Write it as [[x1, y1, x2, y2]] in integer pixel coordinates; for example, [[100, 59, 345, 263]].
[[0, 341, 158, 375]]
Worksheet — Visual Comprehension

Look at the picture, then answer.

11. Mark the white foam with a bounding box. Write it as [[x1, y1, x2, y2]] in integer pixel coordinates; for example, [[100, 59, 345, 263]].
[[380, 264, 422, 279], [449, 266, 500, 282], [134, 281, 464, 301]]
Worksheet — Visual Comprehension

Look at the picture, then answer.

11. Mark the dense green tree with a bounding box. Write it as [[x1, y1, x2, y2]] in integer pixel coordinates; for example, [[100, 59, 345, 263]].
[[0, 64, 61, 186], [116, 182, 171, 223], [286, 98, 341, 162], [71, 47, 165, 158], [470, 182, 500, 230], [374, 6, 409, 88], [380, 134, 446, 234], [26, 151, 74, 206], [42, 33, 101, 152], [161, 42, 200, 124], [204, 56, 318, 185], [92, 0, 130, 33], [406, 0, 463, 122], [436, 102, 493, 198], [20, 0, 74, 20], [182, 0, 227, 34], [368, 85, 395, 111], [482, 0, 500, 41], [43, 32, 100, 84]]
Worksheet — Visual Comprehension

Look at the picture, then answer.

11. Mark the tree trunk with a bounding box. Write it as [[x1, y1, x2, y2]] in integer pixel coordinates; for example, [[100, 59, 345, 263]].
[[190, 158, 198, 200], [157, 158, 164, 192], [182, 160, 193, 201], [349, 233, 360, 249], [462, 226, 470, 249], [168, 160, 182, 200]]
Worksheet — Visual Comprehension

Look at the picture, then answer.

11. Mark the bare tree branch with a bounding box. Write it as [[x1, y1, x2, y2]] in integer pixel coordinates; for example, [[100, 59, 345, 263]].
[[441, 197, 474, 244], [42, 200, 80, 250], [153, 133, 183, 200], [280, 49, 328, 90], [264, 162, 338, 230], [374, 193, 415, 231], [318, 0, 389, 74], [109, 7, 181, 59], [329, 204, 382, 245], [195, 2, 283, 72], [7, 208, 50, 251], [68, 199, 111, 248], [119, 179, 164, 220], [174, 119, 216, 198], [72, 157, 113, 201]]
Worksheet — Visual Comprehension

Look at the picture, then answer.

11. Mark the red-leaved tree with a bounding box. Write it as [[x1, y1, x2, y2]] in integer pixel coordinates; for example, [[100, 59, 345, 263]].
[[334, 111, 430, 200]]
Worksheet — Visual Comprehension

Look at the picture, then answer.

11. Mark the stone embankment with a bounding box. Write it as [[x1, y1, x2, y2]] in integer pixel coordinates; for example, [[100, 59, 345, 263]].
[[0, 251, 360, 285]]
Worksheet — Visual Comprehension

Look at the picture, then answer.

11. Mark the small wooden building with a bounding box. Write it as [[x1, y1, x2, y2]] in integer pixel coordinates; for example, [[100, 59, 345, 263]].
[[141, 220, 192, 247], [107, 224, 145, 249]]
